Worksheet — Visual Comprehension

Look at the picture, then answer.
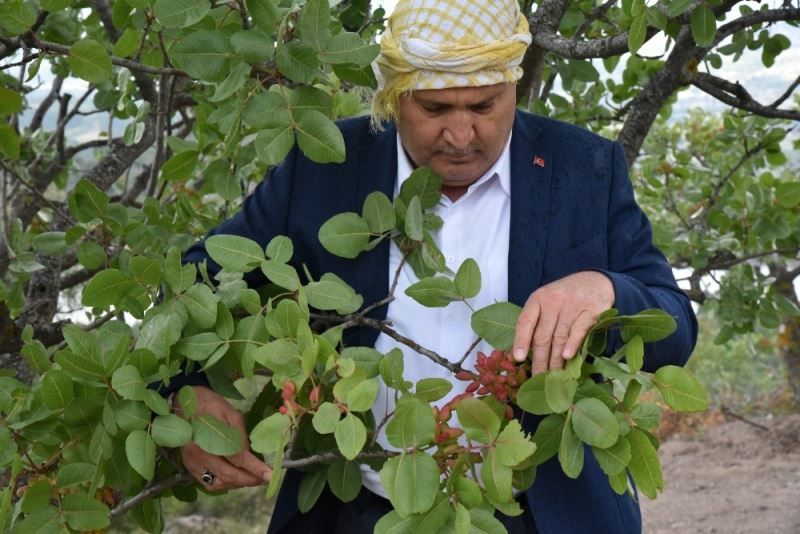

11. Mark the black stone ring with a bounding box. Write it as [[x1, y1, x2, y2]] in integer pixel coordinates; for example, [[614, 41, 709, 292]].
[[201, 469, 216, 485]]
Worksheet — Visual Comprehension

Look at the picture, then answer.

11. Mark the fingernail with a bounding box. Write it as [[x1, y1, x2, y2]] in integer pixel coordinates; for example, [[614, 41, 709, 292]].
[[513, 348, 525, 361]]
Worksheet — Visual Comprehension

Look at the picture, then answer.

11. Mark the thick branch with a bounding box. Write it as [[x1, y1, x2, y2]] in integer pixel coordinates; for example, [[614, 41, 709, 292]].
[[516, 0, 569, 102], [692, 72, 800, 121], [29, 76, 63, 133]]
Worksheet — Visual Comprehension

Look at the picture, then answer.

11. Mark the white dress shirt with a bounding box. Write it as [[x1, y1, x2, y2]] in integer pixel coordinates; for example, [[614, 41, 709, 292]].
[[361, 132, 512, 497]]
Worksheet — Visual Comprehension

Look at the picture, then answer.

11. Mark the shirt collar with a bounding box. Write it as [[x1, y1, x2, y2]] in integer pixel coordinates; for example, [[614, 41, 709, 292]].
[[395, 133, 512, 199]]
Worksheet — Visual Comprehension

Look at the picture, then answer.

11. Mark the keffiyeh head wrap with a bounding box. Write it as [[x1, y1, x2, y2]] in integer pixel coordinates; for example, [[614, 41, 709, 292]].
[[371, 0, 532, 124]]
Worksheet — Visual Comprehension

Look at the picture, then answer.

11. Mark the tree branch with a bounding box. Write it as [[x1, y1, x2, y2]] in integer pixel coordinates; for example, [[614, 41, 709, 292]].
[[769, 74, 800, 109], [691, 72, 800, 121]]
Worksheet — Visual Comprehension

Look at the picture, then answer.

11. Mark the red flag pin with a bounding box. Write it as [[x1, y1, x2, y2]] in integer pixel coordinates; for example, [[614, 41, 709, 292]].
[[532, 155, 546, 167]]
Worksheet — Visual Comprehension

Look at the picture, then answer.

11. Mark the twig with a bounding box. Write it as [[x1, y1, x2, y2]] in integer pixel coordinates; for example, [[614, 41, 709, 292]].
[[0, 52, 40, 70], [0, 161, 74, 225], [720, 406, 770, 432], [457, 337, 482, 366], [53, 312, 117, 351]]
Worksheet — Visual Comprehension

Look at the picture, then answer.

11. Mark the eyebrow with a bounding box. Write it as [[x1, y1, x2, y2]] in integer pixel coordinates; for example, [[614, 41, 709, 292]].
[[415, 92, 500, 109]]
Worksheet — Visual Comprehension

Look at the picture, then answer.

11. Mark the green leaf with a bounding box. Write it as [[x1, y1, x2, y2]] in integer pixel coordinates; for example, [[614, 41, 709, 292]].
[[362, 191, 396, 234], [628, 13, 647, 54], [346, 378, 380, 412], [399, 168, 442, 209], [161, 150, 199, 181], [181, 284, 218, 328], [558, 414, 584, 479], [77, 241, 107, 270], [454, 259, 481, 299], [380, 348, 408, 392], [255, 124, 295, 165], [232, 29, 274, 63], [374, 511, 414, 534], [41, 370, 74, 410], [0, 122, 20, 159], [111, 365, 145, 400], [327, 459, 362, 502], [68, 40, 112, 83], [544, 370, 577, 414], [163, 247, 195, 293], [667, 0, 694, 17], [405, 276, 460, 307], [114, 400, 150, 433], [247, 0, 279, 32], [404, 196, 424, 241], [261, 260, 301, 290], [469, 508, 506, 534], [276, 40, 318, 84], [318, 212, 371, 259], [299, 0, 332, 51], [454, 476, 482, 508], [72, 179, 109, 220], [193, 414, 243, 456], [56, 463, 95, 488], [626, 335, 644, 373], [380, 453, 439, 517], [414, 378, 452, 402], [455, 397, 500, 444], [126, 430, 156, 480], [305, 280, 362, 314], [135, 313, 183, 360], [206, 234, 264, 272], [386, 397, 435, 448], [516, 373, 552, 415], [0, 87, 23, 115], [495, 419, 536, 467], [470, 302, 521, 351], [482, 448, 513, 504], [129, 255, 162, 286], [691, 4, 716, 47], [776, 182, 800, 209], [153, 0, 210, 28], [334, 412, 366, 460], [620, 309, 676, 342], [295, 110, 346, 164], [113, 27, 140, 57], [592, 438, 631, 476], [82, 269, 135, 308], [312, 402, 341, 434], [250, 412, 292, 454], [176, 386, 197, 418], [61, 494, 110, 531], [266, 235, 294, 263], [298, 470, 328, 513], [571, 397, 619, 448], [172, 30, 232, 82], [627, 428, 663, 498], [530, 414, 564, 466], [320, 32, 379, 66], [151, 414, 193, 447], [0, 0, 37, 35], [654, 366, 708, 412], [20, 479, 52, 514]]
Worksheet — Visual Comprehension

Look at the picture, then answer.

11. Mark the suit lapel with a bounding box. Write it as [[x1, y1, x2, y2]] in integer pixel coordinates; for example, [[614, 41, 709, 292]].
[[353, 123, 397, 322], [508, 111, 552, 307]]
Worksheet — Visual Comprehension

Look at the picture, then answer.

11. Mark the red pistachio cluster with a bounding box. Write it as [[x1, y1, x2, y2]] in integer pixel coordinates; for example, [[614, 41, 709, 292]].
[[453, 350, 529, 420]]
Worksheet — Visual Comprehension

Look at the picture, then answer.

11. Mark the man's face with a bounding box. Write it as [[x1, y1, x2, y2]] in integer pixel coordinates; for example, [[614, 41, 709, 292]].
[[396, 83, 516, 192]]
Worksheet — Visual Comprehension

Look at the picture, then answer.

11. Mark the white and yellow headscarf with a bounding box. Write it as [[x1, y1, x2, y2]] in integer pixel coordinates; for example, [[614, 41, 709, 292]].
[[371, 0, 532, 124]]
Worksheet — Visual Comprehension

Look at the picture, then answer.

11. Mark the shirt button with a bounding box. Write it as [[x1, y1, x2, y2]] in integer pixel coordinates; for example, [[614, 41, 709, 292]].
[[446, 312, 455, 321]]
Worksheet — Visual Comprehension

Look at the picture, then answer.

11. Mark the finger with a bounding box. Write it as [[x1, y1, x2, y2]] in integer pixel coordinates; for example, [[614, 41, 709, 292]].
[[531, 310, 558, 375], [548, 319, 572, 370], [182, 443, 265, 490], [227, 449, 272, 483], [561, 310, 597, 360], [512, 300, 541, 362]]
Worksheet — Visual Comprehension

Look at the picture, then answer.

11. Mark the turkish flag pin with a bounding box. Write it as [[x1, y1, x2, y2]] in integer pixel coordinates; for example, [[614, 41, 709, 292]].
[[532, 155, 546, 167]]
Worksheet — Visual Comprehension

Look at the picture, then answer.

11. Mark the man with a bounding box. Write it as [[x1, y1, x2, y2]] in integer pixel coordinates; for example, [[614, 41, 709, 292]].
[[176, 0, 697, 532]]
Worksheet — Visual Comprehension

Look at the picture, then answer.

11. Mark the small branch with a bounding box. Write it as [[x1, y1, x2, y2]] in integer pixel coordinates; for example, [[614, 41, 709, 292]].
[[703, 136, 766, 215], [0, 52, 41, 70], [27, 37, 185, 76], [457, 337, 482, 366], [692, 72, 800, 121], [29, 75, 64, 133], [769, 74, 800, 109], [356, 317, 462, 374], [720, 406, 770, 432]]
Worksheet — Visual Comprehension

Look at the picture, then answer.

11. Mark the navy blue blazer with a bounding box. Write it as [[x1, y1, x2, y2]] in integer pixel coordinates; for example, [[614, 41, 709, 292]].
[[185, 110, 697, 533]]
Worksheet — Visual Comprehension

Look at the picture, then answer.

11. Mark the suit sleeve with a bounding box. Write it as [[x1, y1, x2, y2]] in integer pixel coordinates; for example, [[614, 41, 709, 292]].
[[594, 142, 698, 371]]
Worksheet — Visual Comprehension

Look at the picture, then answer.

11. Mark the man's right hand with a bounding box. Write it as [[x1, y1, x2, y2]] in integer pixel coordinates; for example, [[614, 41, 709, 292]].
[[175, 386, 272, 491]]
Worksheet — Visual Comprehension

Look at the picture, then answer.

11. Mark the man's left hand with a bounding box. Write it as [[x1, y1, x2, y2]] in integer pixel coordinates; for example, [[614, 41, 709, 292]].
[[510, 271, 615, 374]]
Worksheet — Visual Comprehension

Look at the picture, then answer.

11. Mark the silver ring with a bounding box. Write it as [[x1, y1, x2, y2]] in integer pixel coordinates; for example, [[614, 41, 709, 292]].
[[201, 469, 216, 485]]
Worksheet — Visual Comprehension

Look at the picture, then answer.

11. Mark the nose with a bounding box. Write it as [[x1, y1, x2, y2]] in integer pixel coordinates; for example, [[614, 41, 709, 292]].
[[442, 112, 475, 150]]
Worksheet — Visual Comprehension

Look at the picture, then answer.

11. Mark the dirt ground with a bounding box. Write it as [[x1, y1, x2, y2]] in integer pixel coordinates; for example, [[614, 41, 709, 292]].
[[641, 412, 800, 533]]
